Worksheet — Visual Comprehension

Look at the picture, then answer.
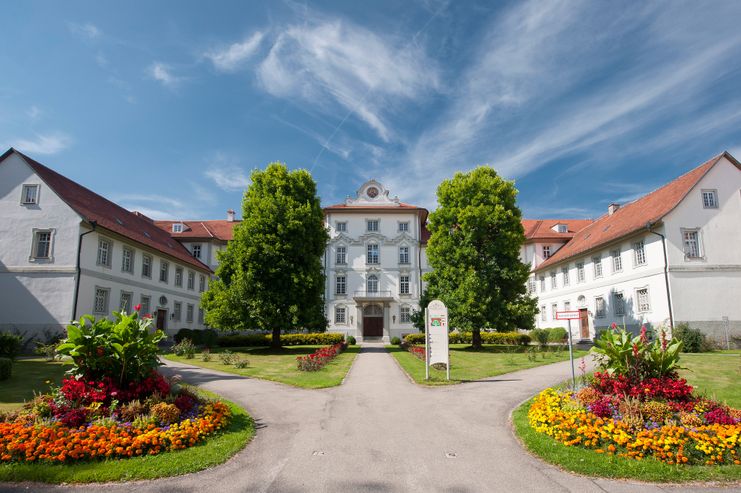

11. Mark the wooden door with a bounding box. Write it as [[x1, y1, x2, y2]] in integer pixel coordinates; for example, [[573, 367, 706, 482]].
[[579, 308, 590, 339], [363, 316, 383, 337], [156, 309, 167, 331]]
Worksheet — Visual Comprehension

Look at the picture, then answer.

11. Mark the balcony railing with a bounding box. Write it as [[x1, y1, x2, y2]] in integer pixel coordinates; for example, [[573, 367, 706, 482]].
[[353, 290, 393, 298]]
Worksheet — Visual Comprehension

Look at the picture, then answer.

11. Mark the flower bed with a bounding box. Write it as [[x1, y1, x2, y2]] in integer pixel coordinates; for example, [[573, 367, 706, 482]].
[[296, 342, 346, 371], [527, 325, 741, 466], [408, 345, 425, 361]]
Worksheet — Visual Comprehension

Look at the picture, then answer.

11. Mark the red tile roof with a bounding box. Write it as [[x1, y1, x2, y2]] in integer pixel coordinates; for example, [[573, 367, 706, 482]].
[[535, 152, 739, 272], [521, 219, 594, 241], [155, 220, 240, 241], [3, 149, 211, 272]]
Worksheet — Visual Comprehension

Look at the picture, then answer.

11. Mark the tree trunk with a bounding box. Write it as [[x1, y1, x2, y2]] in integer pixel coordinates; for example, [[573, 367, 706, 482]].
[[471, 329, 482, 350], [270, 327, 282, 349]]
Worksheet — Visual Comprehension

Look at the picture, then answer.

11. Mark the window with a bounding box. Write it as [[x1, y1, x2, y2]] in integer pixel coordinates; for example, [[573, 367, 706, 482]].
[[614, 292, 625, 316], [398, 222, 409, 232], [636, 288, 651, 313], [173, 301, 182, 321], [554, 224, 568, 233], [336, 246, 347, 265], [367, 243, 379, 264], [611, 249, 622, 273], [595, 297, 606, 318], [198, 308, 204, 324], [335, 306, 346, 324], [550, 271, 557, 289], [562, 266, 570, 287], [187, 271, 195, 290], [527, 278, 536, 294], [540, 305, 547, 321], [186, 304, 194, 322], [21, 184, 39, 204], [199, 275, 206, 292], [399, 246, 410, 264], [175, 267, 183, 287], [191, 244, 201, 259], [336, 221, 347, 233], [367, 219, 379, 232], [400, 306, 411, 323], [32, 230, 52, 259], [367, 274, 379, 293], [539, 275, 546, 291], [172, 223, 183, 233], [140, 295, 151, 316], [564, 301, 571, 311], [121, 247, 134, 273], [576, 262, 585, 282], [97, 238, 112, 267], [142, 255, 152, 278], [160, 261, 169, 283], [543, 245, 551, 259], [682, 229, 701, 259], [335, 274, 346, 295], [400, 275, 410, 295], [551, 303, 558, 320], [94, 287, 110, 314], [633, 240, 646, 266], [120, 291, 132, 312], [702, 189, 718, 209], [593, 256, 603, 278]]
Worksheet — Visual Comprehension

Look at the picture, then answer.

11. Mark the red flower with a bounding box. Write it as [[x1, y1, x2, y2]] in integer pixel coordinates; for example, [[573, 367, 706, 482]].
[[134, 303, 141, 312], [640, 325, 648, 344], [610, 322, 618, 330]]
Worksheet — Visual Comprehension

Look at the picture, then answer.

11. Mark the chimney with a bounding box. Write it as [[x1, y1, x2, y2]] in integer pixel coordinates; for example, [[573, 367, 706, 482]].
[[226, 209, 236, 222], [608, 203, 620, 215]]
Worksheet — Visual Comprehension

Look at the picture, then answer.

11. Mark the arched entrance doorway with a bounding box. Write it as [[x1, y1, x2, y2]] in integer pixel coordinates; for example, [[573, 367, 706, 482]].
[[363, 304, 383, 338]]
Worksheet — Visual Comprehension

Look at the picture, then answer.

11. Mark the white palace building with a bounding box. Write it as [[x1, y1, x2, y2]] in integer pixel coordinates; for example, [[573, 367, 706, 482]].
[[1, 147, 740, 345]]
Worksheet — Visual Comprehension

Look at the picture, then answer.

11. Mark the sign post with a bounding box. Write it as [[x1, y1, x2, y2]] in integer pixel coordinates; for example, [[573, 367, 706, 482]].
[[425, 300, 450, 381], [555, 310, 580, 389]]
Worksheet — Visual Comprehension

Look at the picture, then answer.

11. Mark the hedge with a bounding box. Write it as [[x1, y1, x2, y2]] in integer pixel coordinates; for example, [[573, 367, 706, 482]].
[[403, 331, 531, 346], [0, 332, 22, 359], [217, 333, 345, 348], [0, 357, 12, 381], [174, 328, 219, 347]]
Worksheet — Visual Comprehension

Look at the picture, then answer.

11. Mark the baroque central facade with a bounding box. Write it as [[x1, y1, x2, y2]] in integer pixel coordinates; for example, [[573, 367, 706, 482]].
[[323, 180, 430, 342]]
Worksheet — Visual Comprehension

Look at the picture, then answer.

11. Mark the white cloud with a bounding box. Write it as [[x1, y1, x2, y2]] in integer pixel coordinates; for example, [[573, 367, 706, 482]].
[[148, 62, 181, 88], [257, 13, 439, 142], [14, 133, 71, 155], [26, 105, 42, 120], [205, 31, 264, 72], [113, 194, 199, 220], [68, 22, 101, 39], [203, 153, 252, 192]]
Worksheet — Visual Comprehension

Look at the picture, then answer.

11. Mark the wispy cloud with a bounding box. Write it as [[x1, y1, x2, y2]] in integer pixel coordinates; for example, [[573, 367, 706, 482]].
[[68, 22, 101, 40], [14, 133, 71, 155], [205, 31, 264, 72], [204, 153, 252, 192], [148, 62, 182, 88], [113, 194, 200, 220], [257, 11, 439, 142], [26, 105, 42, 120]]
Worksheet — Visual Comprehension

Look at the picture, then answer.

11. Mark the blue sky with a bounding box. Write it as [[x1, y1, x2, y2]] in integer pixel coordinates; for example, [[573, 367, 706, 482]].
[[3, 0, 740, 220]]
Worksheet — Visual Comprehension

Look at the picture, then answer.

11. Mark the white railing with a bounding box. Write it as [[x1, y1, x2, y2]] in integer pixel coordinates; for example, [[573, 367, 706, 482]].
[[354, 290, 393, 298]]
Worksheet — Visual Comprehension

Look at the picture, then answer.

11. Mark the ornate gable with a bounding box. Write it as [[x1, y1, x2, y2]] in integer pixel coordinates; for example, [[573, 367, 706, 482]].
[[345, 180, 400, 207]]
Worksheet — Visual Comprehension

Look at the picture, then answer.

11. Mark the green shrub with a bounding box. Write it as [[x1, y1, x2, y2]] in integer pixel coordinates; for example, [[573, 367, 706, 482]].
[[346, 335, 356, 345], [403, 331, 531, 346], [531, 329, 550, 347], [672, 323, 709, 353], [34, 342, 59, 361], [219, 350, 238, 365], [200, 329, 219, 347], [234, 357, 249, 369], [201, 348, 212, 362], [0, 332, 22, 359], [391, 336, 401, 345], [174, 328, 194, 344], [0, 357, 12, 381], [172, 338, 196, 359], [216, 332, 344, 347], [547, 327, 568, 343]]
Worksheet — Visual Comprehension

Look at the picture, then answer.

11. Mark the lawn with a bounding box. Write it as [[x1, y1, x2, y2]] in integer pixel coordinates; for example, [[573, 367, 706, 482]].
[[0, 358, 69, 411], [164, 345, 360, 389], [679, 350, 741, 408], [388, 344, 589, 385]]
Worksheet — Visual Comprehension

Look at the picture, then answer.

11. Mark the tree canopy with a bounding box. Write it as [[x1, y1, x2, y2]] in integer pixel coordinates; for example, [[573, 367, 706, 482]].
[[422, 166, 537, 348], [202, 163, 328, 347]]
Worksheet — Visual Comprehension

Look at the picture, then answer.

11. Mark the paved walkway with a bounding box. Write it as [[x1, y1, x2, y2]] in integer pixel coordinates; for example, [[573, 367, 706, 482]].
[[3, 345, 739, 493]]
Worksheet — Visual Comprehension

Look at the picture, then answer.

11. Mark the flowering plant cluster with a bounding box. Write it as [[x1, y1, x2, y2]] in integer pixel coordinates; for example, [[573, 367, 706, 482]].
[[529, 388, 740, 465], [296, 342, 347, 371], [408, 345, 425, 361]]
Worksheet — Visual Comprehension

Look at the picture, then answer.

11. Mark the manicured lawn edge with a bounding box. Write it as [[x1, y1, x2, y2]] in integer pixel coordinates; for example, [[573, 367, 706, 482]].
[[0, 388, 255, 484], [511, 397, 741, 483]]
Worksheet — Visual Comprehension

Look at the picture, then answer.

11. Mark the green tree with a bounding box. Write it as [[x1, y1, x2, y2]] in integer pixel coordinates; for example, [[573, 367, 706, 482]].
[[202, 163, 328, 348], [423, 167, 537, 349]]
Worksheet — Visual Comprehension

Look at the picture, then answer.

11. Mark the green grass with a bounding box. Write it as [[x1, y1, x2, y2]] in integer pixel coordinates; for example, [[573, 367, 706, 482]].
[[164, 345, 360, 388], [0, 389, 255, 483], [679, 350, 741, 408], [388, 344, 589, 385], [512, 398, 740, 482], [0, 358, 69, 411]]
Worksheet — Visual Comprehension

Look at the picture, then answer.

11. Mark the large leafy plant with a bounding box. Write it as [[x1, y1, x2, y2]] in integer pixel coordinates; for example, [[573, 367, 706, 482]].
[[57, 310, 165, 386]]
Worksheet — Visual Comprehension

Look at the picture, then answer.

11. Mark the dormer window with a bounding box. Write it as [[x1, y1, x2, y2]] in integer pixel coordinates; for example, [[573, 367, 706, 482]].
[[172, 223, 184, 233], [551, 223, 568, 233], [21, 184, 39, 205]]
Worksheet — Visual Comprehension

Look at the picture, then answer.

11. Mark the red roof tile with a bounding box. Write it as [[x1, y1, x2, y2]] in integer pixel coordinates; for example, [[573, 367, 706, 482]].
[[4, 149, 211, 272], [521, 219, 594, 241], [155, 220, 240, 241], [535, 152, 738, 272]]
